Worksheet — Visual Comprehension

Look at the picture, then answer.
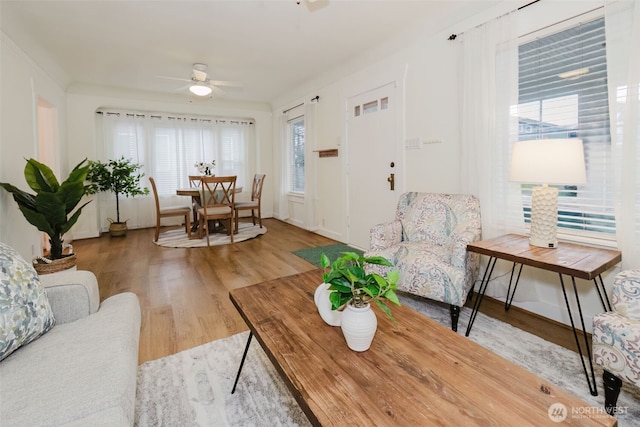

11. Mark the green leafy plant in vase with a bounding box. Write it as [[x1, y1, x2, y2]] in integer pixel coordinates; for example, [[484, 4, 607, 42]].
[[86, 156, 149, 237], [0, 158, 92, 272], [320, 251, 400, 351]]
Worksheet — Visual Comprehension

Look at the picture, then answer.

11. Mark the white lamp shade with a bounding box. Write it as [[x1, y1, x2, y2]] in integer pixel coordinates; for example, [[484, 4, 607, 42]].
[[189, 84, 212, 97], [509, 139, 586, 185]]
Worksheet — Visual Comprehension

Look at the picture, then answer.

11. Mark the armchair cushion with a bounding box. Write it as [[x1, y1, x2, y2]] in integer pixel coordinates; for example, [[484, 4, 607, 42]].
[[0, 242, 55, 362], [402, 199, 455, 245]]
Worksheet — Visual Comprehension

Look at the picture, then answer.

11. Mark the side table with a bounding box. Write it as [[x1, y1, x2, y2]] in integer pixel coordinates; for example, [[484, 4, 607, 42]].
[[466, 234, 621, 396]]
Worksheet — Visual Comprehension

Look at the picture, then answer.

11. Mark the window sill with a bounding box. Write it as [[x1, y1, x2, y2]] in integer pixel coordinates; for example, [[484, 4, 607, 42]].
[[556, 232, 618, 250], [288, 192, 304, 202]]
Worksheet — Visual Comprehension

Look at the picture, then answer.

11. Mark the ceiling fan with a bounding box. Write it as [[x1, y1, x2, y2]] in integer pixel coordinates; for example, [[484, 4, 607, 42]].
[[157, 63, 242, 97]]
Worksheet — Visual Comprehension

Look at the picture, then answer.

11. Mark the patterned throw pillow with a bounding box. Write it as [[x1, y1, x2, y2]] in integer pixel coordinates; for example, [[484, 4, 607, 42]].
[[0, 242, 55, 361]]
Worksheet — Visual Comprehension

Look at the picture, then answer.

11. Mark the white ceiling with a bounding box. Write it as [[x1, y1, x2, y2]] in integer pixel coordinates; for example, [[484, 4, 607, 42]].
[[1, 0, 496, 104]]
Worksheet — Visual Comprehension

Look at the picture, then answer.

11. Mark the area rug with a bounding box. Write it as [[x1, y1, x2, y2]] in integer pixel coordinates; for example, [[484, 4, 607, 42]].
[[153, 223, 267, 248], [291, 243, 364, 268], [135, 295, 640, 426]]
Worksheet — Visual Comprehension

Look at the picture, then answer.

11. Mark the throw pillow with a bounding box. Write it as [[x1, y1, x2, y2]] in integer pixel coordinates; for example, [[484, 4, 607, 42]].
[[0, 242, 55, 361]]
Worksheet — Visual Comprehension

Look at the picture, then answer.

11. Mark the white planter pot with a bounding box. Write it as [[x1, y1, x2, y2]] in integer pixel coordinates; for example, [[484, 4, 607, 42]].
[[314, 283, 342, 326], [340, 303, 377, 351]]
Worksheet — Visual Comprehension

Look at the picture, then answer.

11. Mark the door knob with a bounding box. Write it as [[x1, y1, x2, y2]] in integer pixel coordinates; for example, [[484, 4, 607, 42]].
[[387, 173, 395, 191]]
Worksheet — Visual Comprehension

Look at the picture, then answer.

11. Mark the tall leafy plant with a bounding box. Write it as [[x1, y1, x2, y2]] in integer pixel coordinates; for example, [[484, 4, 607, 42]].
[[0, 158, 92, 259], [86, 156, 149, 223]]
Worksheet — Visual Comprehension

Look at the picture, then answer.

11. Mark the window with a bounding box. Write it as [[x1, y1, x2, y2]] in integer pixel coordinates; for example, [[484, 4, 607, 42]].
[[99, 112, 253, 196], [288, 116, 305, 193], [513, 16, 615, 239], [353, 97, 389, 117]]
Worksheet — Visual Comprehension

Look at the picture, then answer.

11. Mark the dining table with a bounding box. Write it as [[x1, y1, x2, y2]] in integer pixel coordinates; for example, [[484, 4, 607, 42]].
[[176, 186, 243, 233]]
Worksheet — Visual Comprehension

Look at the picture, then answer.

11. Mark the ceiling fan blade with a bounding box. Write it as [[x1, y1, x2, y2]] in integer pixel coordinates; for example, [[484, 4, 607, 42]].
[[156, 75, 192, 83], [211, 86, 227, 96], [210, 80, 243, 88], [175, 84, 191, 92]]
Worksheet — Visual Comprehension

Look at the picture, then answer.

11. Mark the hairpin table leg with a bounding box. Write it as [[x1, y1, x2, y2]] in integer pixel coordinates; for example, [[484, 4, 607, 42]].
[[231, 331, 253, 394]]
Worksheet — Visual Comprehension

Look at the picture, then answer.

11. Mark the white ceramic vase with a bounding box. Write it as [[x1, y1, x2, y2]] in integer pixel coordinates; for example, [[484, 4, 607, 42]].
[[340, 303, 377, 351], [314, 283, 342, 326]]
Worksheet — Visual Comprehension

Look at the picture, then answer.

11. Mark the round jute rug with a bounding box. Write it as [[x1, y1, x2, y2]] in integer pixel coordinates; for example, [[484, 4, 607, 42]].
[[154, 223, 267, 248]]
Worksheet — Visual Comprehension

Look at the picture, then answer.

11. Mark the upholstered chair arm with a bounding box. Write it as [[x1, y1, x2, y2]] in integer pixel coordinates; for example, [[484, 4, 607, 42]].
[[612, 270, 640, 320], [449, 229, 481, 270], [369, 220, 403, 251], [40, 270, 101, 324]]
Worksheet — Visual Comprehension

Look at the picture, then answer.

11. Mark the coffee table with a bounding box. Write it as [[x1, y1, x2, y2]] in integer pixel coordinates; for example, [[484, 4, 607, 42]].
[[229, 270, 616, 426]]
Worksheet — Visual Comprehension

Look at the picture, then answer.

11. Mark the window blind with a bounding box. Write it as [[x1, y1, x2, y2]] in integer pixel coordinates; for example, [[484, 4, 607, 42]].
[[515, 16, 616, 238]]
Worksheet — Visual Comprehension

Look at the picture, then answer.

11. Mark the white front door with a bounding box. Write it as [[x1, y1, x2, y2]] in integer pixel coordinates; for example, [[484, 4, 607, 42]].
[[346, 82, 401, 250]]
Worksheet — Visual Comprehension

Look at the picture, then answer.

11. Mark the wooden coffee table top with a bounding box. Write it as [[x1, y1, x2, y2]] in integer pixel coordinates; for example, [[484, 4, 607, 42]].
[[229, 270, 616, 427]]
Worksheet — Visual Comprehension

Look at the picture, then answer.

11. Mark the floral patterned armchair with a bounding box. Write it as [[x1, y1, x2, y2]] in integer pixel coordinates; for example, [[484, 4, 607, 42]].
[[364, 192, 482, 331], [593, 270, 640, 415]]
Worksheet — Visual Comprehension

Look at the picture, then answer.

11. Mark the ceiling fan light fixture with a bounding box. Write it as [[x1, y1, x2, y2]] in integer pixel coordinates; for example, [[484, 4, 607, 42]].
[[189, 83, 212, 96]]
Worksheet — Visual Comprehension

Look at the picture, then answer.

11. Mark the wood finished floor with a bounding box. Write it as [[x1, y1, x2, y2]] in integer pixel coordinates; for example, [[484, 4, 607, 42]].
[[72, 218, 581, 364]]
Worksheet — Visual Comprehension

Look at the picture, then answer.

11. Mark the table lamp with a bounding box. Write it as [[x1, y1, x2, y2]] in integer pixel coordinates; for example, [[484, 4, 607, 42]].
[[509, 139, 586, 248]]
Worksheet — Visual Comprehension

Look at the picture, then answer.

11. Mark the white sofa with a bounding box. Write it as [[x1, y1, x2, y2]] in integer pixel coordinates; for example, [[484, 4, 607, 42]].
[[0, 266, 141, 426]]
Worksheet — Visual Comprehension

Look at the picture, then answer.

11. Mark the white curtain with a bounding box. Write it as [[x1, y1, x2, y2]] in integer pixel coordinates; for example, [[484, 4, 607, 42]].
[[304, 102, 318, 230], [276, 112, 290, 220], [97, 111, 254, 231], [98, 113, 150, 229], [606, 0, 640, 268], [459, 12, 524, 298]]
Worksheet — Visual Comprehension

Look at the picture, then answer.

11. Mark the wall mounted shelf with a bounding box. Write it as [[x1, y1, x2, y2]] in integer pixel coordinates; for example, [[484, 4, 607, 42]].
[[314, 148, 339, 158]]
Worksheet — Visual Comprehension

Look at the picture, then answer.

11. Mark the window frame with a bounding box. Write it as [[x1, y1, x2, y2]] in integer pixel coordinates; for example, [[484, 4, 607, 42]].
[[513, 12, 617, 246], [287, 114, 305, 196]]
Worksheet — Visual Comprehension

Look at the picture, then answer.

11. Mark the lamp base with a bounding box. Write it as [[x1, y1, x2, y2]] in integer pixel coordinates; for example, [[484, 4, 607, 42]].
[[529, 185, 558, 249], [529, 236, 558, 249]]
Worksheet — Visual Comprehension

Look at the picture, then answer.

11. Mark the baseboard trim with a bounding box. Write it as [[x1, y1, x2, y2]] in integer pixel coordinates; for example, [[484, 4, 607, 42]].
[[468, 292, 590, 353]]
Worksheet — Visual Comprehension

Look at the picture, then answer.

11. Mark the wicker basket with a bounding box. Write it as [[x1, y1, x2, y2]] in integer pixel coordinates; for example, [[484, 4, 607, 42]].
[[109, 221, 128, 237], [33, 254, 77, 275]]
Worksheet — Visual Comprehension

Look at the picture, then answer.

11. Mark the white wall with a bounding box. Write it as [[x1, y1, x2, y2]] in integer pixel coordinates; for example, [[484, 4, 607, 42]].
[[0, 31, 68, 259], [66, 85, 273, 238], [272, 10, 470, 243], [271, 0, 620, 332]]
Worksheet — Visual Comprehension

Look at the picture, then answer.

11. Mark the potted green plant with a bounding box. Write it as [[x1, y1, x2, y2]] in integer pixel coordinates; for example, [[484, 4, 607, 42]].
[[0, 158, 92, 273], [320, 252, 400, 351], [86, 156, 149, 237]]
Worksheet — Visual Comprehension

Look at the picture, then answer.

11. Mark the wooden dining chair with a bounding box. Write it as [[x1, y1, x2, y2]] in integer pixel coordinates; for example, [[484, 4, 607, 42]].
[[188, 175, 204, 188], [187, 175, 207, 225], [235, 174, 265, 233], [198, 175, 237, 245], [149, 177, 191, 242]]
